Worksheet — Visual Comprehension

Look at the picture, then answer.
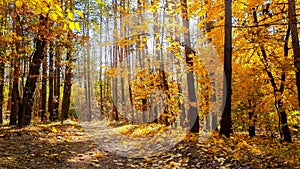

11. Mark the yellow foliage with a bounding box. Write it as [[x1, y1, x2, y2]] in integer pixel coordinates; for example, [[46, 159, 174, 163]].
[[15, 0, 23, 8]]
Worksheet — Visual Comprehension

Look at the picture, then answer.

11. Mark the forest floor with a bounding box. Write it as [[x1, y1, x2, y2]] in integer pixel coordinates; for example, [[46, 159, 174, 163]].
[[0, 120, 299, 169]]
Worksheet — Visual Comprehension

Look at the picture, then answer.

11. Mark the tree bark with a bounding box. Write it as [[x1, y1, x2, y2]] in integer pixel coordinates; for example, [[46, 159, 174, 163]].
[[53, 45, 61, 121], [0, 62, 4, 124], [288, 0, 300, 108], [248, 111, 256, 137], [112, 0, 119, 121], [181, 0, 200, 133], [9, 60, 20, 125], [9, 11, 22, 125], [7, 64, 13, 115], [61, 35, 73, 123], [40, 55, 47, 122], [220, 0, 232, 137], [48, 42, 54, 121], [256, 19, 292, 142], [17, 16, 47, 127]]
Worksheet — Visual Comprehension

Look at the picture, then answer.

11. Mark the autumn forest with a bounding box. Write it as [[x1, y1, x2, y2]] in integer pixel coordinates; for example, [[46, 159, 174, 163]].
[[0, 0, 299, 168]]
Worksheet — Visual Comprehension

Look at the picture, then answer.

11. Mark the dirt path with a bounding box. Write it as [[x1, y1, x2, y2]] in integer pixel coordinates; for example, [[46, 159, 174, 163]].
[[0, 121, 299, 168]]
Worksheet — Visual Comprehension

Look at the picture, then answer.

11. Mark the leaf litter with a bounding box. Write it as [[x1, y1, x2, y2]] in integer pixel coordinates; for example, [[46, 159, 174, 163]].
[[0, 120, 299, 168]]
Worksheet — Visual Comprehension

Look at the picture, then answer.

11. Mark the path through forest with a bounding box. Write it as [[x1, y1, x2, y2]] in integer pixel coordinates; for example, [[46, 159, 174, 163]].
[[0, 121, 299, 168]]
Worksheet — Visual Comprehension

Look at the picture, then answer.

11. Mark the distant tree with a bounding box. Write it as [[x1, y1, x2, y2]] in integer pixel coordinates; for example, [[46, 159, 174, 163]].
[[181, 0, 200, 133]]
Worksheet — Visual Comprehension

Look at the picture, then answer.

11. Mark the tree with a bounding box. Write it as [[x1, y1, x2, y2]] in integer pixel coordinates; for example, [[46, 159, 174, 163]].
[[48, 42, 55, 121], [112, 0, 119, 121], [220, 0, 232, 137], [61, 29, 74, 123], [0, 56, 4, 125], [17, 15, 48, 127], [53, 44, 61, 121], [61, 0, 80, 123], [181, 0, 200, 133], [41, 49, 47, 122], [288, 0, 300, 108]]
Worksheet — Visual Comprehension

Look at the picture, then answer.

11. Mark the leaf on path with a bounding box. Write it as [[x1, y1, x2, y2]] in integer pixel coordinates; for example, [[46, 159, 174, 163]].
[[91, 163, 100, 167], [51, 127, 58, 133]]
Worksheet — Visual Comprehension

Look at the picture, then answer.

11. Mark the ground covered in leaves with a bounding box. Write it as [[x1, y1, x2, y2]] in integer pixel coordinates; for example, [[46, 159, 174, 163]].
[[0, 121, 299, 169]]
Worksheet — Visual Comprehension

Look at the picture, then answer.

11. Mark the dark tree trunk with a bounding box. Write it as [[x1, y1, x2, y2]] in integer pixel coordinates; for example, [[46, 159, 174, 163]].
[[0, 62, 4, 124], [41, 57, 47, 122], [48, 42, 54, 121], [129, 81, 135, 122], [288, 0, 300, 107], [17, 16, 47, 126], [220, 0, 232, 137], [248, 99, 256, 137], [278, 26, 292, 142], [53, 46, 61, 121], [10, 16, 22, 125], [9, 60, 20, 125], [61, 43, 73, 123], [280, 111, 292, 142], [248, 111, 256, 137], [256, 20, 292, 142]]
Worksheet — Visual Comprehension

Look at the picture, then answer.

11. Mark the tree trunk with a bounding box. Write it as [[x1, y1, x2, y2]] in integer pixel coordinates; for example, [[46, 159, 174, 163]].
[[7, 63, 13, 116], [41, 56, 47, 122], [288, 0, 300, 107], [178, 84, 185, 126], [181, 0, 200, 133], [99, 13, 104, 118], [9, 13, 22, 125], [17, 16, 47, 127], [61, 37, 73, 123], [48, 42, 54, 121], [276, 25, 292, 142], [53, 45, 61, 121], [278, 99, 292, 142], [0, 62, 4, 124], [112, 0, 118, 121], [248, 111, 256, 137], [212, 112, 218, 131], [256, 20, 292, 142], [9, 60, 20, 125], [84, 0, 92, 122], [87, 49, 92, 122], [220, 0, 232, 137], [281, 112, 292, 142]]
